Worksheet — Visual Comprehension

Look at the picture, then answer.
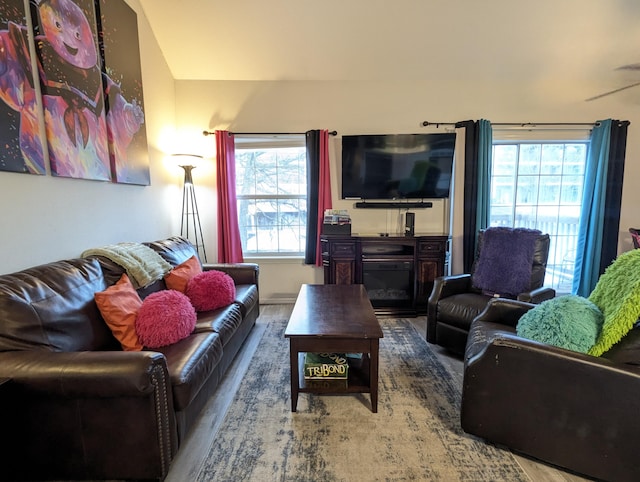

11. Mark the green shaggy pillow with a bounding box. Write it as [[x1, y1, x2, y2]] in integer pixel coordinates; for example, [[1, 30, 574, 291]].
[[516, 295, 603, 354], [587, 248, 640, 356]]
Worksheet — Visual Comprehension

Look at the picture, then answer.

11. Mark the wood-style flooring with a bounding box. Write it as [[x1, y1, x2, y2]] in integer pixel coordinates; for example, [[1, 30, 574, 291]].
[[165, 304, 593, 482]]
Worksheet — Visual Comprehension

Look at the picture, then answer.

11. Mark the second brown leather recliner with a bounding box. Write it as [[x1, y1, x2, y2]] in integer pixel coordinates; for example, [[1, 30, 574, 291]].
[[426, 228, 555, 355]]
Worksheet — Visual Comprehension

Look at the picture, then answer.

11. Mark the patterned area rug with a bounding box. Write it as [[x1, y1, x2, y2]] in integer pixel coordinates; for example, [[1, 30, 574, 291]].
[[196, 318, 528, 481]]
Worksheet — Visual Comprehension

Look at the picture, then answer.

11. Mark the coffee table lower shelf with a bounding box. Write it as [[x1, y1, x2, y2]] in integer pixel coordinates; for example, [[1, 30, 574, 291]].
[[298, 353, 371, 394]]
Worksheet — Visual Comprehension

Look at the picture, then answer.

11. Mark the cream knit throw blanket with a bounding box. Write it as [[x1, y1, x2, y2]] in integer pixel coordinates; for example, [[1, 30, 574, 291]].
[[82, 242, 173, 288]]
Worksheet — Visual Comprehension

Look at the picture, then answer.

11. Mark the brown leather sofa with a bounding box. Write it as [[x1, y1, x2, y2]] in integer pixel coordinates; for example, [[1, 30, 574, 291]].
[[0, 236, 259, 481], [461, 298, 640, 482]]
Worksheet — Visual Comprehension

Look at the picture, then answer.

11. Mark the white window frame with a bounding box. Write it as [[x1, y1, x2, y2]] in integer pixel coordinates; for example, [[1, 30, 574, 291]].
[[490, 127, 591, 294], [234, 134, 307, 258]]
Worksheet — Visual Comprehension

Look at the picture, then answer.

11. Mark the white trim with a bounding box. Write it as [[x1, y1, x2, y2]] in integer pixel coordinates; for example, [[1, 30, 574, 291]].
[[243, 256, 305, 265], [234, 134, 305, 149], [493, 128, 591, 141]]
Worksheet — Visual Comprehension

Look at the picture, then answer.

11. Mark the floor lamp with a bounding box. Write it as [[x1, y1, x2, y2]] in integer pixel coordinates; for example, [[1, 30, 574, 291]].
[[172, 154, 207, 262]]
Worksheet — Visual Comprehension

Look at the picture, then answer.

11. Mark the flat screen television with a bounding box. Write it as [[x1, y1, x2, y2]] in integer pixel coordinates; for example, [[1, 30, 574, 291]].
[[341, 133, 456, 200]]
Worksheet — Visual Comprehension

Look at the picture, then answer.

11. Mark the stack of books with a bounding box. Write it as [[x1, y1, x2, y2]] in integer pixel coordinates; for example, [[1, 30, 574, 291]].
[[323, 209, 351, 225], [322, 209, 351, 235]]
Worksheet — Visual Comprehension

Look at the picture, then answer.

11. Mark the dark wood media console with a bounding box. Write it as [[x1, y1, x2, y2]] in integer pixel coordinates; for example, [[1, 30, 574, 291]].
[[321, 234, 449, 316]]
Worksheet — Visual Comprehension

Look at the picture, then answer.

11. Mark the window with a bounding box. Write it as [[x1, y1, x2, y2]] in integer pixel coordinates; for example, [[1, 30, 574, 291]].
[[234, 135, 307, 257], [490, 139, 588, 294]]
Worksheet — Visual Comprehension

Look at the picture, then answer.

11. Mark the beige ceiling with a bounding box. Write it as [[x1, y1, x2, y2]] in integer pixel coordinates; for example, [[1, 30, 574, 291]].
[[138, 0, 640, 101]]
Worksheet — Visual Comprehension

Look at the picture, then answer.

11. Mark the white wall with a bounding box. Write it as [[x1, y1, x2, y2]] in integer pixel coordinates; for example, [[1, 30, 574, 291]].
[[2, 3, 638, 304], [175, 79, 640, 303], [0, 0, 181, 274]]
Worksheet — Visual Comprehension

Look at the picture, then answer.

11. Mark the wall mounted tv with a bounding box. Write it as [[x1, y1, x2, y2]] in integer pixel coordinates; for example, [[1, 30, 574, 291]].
[[341, 133, 456, 200]]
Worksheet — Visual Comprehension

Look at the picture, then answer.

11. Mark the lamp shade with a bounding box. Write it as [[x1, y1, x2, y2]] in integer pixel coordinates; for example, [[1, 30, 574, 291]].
[[171, 153, 203, 168]]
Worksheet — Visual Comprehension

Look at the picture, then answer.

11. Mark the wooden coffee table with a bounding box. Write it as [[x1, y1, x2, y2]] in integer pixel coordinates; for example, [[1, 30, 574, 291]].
[[285, 284, 384, 413]]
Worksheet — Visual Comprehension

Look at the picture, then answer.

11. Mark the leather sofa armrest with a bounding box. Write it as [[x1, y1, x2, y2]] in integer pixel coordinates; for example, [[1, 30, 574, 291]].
[[517, 286, 556, 304], [203, 263, 259, 286], [464, 330, 640, 400], [0, 350, 169, 397], [428, 274, 473, 304], [426, 274, 472, 342], [474, 297, 535, 328], [0, 350, 177, 481]]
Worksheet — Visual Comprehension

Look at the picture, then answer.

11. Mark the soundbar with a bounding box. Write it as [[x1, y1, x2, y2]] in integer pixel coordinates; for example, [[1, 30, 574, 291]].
[[354, 201, 433, 209]]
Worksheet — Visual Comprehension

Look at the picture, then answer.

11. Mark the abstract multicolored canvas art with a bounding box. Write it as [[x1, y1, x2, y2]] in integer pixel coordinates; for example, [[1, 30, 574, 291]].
[[97, 0, 149, 185], [0, 0, 148, 183], [0, 0, 46, 175], [30, 0, 112, 181]]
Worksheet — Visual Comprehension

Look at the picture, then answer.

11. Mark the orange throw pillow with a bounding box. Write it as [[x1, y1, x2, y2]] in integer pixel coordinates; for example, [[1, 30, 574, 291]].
[[95, 274, 144, 351], [164, 255, 203, 293]]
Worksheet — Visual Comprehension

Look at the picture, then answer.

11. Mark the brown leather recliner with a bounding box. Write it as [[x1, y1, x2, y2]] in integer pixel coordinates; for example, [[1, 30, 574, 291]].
[[427, 230, 555, 355], [462, 297, 640, 482]]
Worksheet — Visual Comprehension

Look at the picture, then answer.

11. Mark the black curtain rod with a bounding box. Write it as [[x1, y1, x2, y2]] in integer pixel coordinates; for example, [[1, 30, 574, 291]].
[[421, 121, 603, 128], [202, 130, 338, 136]]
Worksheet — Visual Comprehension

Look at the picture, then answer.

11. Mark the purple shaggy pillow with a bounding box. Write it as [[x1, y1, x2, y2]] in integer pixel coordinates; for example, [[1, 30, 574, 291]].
[[186, 270, 236, 311], [135, 290, 196, 348]]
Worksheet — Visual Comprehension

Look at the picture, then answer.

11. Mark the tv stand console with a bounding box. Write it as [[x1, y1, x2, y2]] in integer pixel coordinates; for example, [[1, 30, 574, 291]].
[[321, 234, 449, 316]]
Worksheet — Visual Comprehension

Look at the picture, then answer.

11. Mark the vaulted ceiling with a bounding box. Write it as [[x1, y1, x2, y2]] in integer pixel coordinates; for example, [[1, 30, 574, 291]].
[[138, 0, 640, 102]]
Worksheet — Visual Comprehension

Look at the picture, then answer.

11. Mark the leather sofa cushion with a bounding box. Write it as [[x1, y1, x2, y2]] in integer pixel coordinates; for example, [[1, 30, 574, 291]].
[[437, 292, 493, 330], [0, 258, 118, 352], [194, 303, 243, 346], [144, 236, 197, 266], [154, 331, 223, 411]]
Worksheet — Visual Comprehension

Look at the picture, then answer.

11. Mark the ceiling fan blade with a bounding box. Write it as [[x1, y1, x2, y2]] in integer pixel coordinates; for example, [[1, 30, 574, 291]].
[[616, 63, 640, 71], [585, 81, 640, 101]]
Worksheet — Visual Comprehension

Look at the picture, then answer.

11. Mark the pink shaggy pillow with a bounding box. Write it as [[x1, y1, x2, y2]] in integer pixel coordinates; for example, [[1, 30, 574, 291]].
[[135, 290, 196, 348], [186, 270, 236, 312]]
